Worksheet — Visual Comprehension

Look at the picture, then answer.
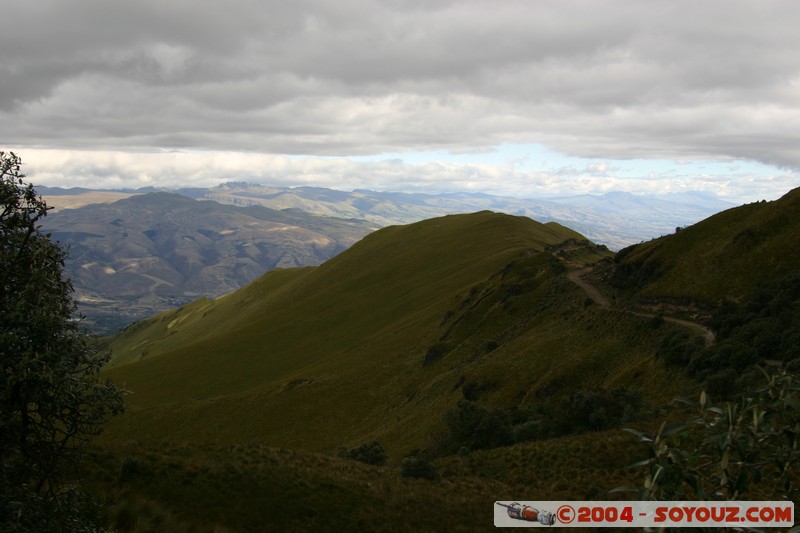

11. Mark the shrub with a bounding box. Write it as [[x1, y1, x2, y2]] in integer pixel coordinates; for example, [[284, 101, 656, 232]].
[[400, 450, 439, 481], [422, 342, 450, 366], [555, 388, 643, 433], [444, 400, 513, 450], [440, 388, 643, 453], [119, 456, 144, 482], [341, 441, 387, 466], [655, 330, 704, 367]]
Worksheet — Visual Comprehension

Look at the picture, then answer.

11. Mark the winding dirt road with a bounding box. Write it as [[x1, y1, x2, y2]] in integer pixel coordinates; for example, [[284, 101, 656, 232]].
[[567, 268, 611, 308], [567, 267, 716, 346]]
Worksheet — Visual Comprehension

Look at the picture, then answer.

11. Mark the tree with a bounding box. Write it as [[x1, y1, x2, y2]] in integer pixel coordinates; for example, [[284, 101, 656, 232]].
[[400, 449, 439, 481], [1, 151, 124, 530]]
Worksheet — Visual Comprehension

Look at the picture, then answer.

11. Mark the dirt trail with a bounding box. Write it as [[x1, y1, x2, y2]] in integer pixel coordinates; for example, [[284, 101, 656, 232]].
[[567, 267, 716, 346], [567, 268, 610, 308]]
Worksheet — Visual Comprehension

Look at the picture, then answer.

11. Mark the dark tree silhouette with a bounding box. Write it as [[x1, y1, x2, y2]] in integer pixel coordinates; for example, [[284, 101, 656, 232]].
[[1, 151, 124, 530]]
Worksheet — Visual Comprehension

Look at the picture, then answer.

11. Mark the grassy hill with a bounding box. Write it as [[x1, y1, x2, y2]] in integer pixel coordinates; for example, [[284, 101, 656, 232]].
[[90, 208, 762, 531], [611, 187, 800, 304], [73, 192, 800, 531], [606, 187, 800, 398], [101, 211, 683, 460]]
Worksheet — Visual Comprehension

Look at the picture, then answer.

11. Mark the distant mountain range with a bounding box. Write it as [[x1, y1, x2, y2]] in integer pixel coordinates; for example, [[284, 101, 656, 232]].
[[42, 183, 734, 250], [39, 184, 733, 333], [181, 183, 734, 249], [40, 191, 374, 333]]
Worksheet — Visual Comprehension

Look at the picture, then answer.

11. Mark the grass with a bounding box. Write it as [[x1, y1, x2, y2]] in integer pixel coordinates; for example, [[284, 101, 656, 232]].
[[87, 440, 510, 532], [86, 210, 727, 531], [613, 188, 800, 304], [99, 212, 688, 460], [86, 422, 659, 532]]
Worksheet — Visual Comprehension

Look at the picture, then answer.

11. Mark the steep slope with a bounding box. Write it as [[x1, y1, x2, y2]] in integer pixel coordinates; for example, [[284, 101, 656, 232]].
[[102, 212, 683, 455], [611, 187, 800, 304], [41, 192, 374, 332]]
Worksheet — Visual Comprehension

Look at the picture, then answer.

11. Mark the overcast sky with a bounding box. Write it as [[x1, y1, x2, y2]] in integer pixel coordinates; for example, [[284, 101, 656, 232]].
[[2, 0, 798, 201]]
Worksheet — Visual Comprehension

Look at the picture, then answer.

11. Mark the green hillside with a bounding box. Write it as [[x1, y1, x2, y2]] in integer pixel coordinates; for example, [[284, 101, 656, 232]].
[[86, 428, 644, 532], [604, 188, 800, 397], [91, 208, 778, 531], [69, 194, 800, 531], [101, 211, 681, 459], [611, 187, 800, 304]]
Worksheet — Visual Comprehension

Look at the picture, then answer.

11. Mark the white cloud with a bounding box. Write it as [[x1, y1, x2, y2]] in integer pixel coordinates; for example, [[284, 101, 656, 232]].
[[15, 148, 797, 203], [1, 0, 800, 200]]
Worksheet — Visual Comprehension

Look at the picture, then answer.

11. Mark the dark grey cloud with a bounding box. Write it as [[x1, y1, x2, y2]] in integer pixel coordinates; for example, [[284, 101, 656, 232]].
[[1, 0, 799, 170]]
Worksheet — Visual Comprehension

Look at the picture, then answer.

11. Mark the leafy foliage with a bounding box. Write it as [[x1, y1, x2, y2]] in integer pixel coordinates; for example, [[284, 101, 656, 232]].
[[0, 152, 124, 530], [622, 369, 800, 502]]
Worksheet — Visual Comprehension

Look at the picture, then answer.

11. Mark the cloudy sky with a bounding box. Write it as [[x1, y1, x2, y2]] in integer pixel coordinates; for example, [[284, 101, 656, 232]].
[[2, 0, 798, 201]]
